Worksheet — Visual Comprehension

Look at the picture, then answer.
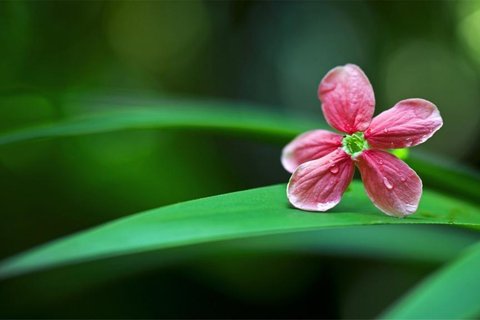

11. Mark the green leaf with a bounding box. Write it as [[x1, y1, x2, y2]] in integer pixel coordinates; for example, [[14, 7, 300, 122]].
[[236, 226, 479, 263], [2, 226, 475, 308], [381, 241, 480, 319], [1, 182, 479, 280], [0, 101, 478, 203], [407, 152, 480, 203], [0, 103, 318, 145], [1, 226, 476, 305], [390, 148, 409, 160]]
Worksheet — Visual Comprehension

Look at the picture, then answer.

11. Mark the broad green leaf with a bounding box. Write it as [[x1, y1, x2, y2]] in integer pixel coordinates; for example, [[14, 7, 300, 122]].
[[1, 225, 476, 307], [381, 241, 480, 319], [1, 182, 480, 280]]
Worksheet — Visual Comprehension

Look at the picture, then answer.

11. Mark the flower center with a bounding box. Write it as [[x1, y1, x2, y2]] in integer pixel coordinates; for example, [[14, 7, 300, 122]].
[[342, 132, 369, 158]]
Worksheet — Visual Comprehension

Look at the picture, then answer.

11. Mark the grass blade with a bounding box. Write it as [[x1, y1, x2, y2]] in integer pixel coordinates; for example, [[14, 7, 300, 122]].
[[1, 182, 479, 280], [1, 226, 477, 309]]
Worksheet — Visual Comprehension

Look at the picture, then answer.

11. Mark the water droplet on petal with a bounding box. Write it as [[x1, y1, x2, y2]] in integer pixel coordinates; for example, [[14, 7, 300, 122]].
[[404, 203, 417, 213], [383, 128, 389, 134], [405, 138, 412, 147], [378, 159, 384, 165], [400, 176, 406, 182], [383, 177, 394, 190], [329, 165, 339, 174]]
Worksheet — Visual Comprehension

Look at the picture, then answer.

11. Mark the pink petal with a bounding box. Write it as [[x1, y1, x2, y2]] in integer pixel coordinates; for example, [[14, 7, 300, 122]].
[[318, 64, 375, 134], [287, 148, 354, 211], [365, 98, 443, 149], [356, 150, 422, 217], [281, 129, 343, 173]]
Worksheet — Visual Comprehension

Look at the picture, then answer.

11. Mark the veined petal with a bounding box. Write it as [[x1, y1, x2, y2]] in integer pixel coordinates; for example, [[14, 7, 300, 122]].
[[287, 148, 354, 212], [318, 64, 375, 134], [356, 150, 422, 217], [281, 129, 343, 173], [365, 98, 443, 149]]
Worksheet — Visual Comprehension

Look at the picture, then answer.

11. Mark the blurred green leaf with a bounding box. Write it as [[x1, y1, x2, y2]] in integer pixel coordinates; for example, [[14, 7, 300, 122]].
[[0, 103, 318, 145], [406, 153, 480, 203], [1, 182, 479, 280], [381, 241, 480, 319], [0, 101, 478, 204], [390, 148, 409, 160]]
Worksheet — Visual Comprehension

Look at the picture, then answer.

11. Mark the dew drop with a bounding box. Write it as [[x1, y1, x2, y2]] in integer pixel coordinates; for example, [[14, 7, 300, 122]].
[[383, 177, 394, 190], [404, 203, 417, 213], [383, 128, 389, 134], [405, 138, 412, 147], [378, 159, 384, 165], [400, 176, 406, 182], [329, 165, 339, 174]]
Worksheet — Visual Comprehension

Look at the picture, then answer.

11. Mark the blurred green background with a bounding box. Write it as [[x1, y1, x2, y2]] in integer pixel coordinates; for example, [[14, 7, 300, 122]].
[[1, 0, 480, 318]]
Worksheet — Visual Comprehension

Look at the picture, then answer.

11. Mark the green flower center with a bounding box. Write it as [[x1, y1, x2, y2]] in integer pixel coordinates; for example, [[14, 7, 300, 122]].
[[342, 132, 369, 158]]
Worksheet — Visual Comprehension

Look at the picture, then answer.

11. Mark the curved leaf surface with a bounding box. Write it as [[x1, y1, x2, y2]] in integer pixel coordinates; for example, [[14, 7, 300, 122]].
[[2, 226, 476, 308], [1, 182, 480, 280]]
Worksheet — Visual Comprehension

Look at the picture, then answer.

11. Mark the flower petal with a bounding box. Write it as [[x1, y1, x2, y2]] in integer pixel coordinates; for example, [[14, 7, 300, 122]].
[[365, 98, 443, 149], [287, 148, 354, 211], [356, 150, 422, 217], [318, 64, 375, 134], [281, 129, 343, 173]]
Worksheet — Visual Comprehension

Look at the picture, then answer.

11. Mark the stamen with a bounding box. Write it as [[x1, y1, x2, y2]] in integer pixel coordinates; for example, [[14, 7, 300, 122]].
[[342, 132, 369, 158]]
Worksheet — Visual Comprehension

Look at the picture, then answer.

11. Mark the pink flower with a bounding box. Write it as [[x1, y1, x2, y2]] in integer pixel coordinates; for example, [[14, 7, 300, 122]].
[[281, 64, 443, 217]]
